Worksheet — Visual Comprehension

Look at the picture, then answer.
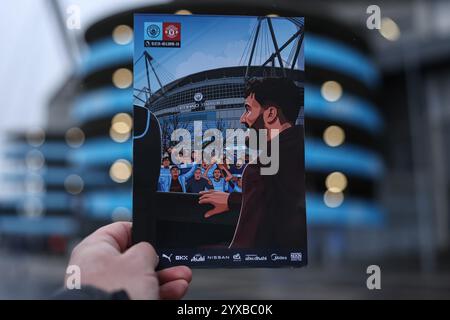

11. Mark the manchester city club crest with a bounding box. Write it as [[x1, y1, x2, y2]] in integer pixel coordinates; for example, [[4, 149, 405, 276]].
[[147, 24, 161, 39], [194, 92, 203, 102]]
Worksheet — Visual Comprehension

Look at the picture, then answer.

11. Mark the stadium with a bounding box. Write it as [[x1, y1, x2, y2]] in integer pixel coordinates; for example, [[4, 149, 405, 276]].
[[2, 1, 384, 256], [145, 66, 304, 146]]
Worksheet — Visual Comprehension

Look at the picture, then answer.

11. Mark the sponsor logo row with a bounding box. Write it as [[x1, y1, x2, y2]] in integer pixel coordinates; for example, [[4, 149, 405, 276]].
[[160, 252, 302, 263]]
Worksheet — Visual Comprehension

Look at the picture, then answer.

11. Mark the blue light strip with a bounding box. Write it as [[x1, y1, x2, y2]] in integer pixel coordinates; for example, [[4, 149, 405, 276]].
[[83, 191, 131, 220], [68, 138, 132, 166], [79, 38, 133, 76], [9, 192, 73, 211], [0, 216, 78, 236], [305, 34, 380, 88], [80, 191, 383, 226], [70, 137, 383, 178], [2, 168, 112, 187], [41, 168, 111, 185], [306, 193, 384, 226], [73, 84, 383, 134], [72, 87, 132, 124], [305, 85, 383, 134], [306, 139, 384, 179], [79, 34, 379, 86], [42, 192, 73, 211], [5, 142, 71, 161]]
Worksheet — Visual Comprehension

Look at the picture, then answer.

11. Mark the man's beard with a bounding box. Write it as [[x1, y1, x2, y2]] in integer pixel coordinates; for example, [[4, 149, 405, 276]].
[[244, 112, 265, 130], [244, 112, 265, 151]]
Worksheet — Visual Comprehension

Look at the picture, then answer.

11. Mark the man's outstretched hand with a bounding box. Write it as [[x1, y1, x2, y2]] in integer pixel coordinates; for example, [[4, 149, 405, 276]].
[[199, 190, 230, 218], [67, 222, 192, 300]]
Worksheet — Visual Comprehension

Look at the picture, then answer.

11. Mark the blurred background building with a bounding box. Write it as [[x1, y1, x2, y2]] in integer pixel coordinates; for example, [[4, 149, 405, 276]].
[[0, 0, 449, 299]]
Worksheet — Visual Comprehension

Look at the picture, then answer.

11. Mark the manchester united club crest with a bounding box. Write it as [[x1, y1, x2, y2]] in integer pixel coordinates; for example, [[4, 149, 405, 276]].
[[163, 23, 181, 41]]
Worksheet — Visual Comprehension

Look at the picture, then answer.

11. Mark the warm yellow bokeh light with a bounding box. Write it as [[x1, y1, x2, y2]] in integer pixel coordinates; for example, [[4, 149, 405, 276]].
[[323, 125, 345, 147], [112, 25, 133, 45], [380, 18, 400, 41], [321, 81, 343, 102], [110, 159, 132, 183], [112, 113, 132, 128], [112, 68, 133, 89], [110, 113, 132, 142], [326, 172, 348, 193], [109, 127, 131, 143], [175, 9, 192, 15]]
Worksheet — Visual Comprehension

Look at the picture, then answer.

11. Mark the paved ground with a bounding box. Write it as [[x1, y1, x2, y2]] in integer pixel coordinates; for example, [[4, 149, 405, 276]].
[[0, 249, 449, 299]]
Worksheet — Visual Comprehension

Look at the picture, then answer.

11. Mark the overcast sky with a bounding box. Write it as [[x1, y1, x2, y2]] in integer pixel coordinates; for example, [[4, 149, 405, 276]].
[[0, 0, 166, 196], [0, 0, 166, 131]]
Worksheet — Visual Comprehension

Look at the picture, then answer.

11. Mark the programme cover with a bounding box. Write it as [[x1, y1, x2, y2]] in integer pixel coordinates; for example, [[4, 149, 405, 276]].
[[133, 14, 306, 268]]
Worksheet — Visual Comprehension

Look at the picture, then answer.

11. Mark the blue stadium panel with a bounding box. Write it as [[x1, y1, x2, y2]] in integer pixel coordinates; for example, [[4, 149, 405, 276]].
[[1, 138, 83, 237], [79, 191, 383, 227], [0, 216, 78, 236], [73, 84, 383, 134], [70, 138, 383, 179], [5, 142, 71, 161], [79, 35, 380, 87], [72, 87, 132, 124]]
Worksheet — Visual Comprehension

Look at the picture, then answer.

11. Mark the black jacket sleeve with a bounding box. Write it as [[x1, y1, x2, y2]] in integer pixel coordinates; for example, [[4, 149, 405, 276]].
[[51, 285, 129, 300], [227, 192, 242, 212]]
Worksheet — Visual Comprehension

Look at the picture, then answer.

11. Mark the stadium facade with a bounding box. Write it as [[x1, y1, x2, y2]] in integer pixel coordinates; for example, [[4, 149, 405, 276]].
[[146, 66, 304, 143], [2, 1, 386, 260]]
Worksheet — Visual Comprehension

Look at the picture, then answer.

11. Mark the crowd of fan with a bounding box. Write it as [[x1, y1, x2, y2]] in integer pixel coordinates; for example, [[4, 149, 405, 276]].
[[158, 149, 246, 194]]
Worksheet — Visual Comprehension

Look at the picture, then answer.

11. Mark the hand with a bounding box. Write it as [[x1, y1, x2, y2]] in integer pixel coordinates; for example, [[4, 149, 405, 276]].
[[198, 190, 230, 218], [67, 222, 192, 300]]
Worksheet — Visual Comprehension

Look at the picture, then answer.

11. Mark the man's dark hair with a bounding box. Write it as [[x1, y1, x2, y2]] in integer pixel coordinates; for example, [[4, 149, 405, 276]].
[[245, 77, 302, 124], [162, 156, 170, 161], [170, 166, 179, 172]]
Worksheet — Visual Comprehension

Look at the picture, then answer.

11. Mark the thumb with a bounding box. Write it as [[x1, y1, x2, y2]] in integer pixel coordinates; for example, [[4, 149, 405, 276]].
[[124, 242, 159, 269]]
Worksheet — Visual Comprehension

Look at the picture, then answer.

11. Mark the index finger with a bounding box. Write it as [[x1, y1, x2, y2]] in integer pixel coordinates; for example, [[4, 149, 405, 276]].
[[199, 190, 216, 195]]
